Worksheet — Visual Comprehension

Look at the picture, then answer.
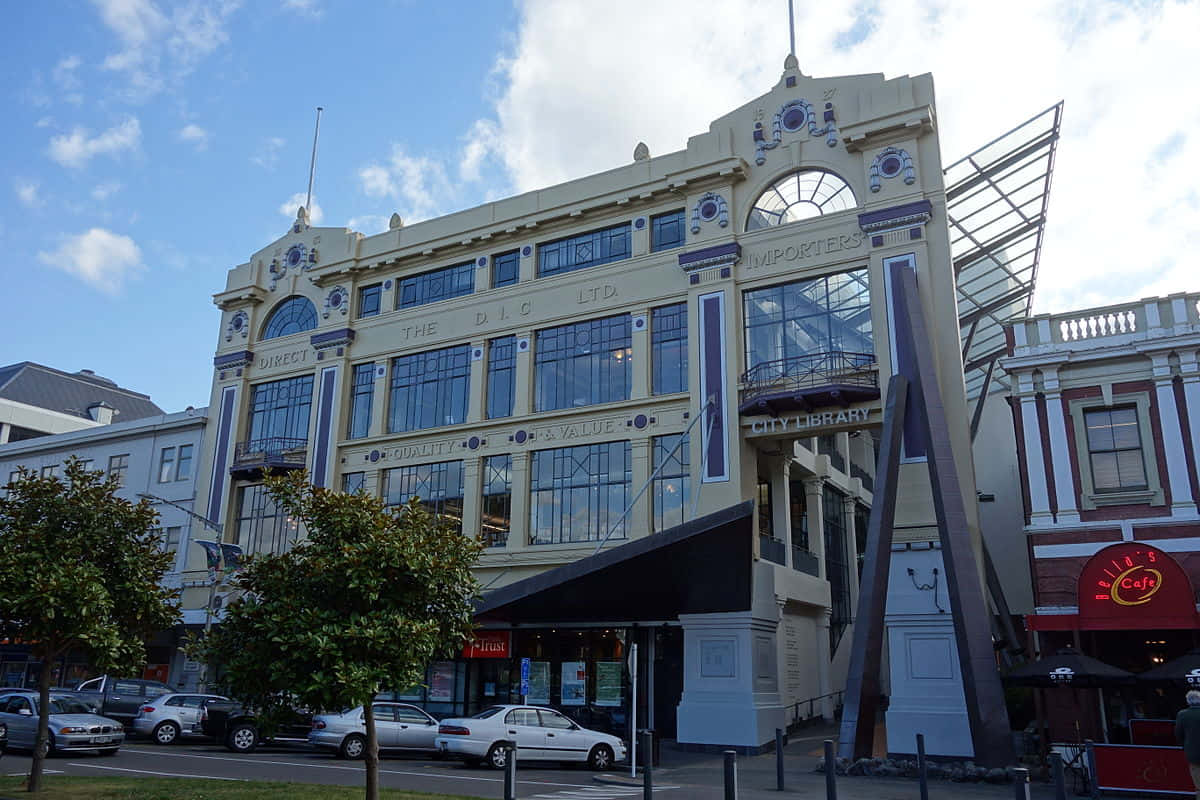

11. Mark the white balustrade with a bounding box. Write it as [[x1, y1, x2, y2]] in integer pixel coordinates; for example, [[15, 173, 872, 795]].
[[1058, 309, 1138, 342]]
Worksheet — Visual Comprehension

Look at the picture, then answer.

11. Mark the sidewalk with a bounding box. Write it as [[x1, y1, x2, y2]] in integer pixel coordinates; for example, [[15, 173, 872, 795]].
[[596, 727, 1063, 799]]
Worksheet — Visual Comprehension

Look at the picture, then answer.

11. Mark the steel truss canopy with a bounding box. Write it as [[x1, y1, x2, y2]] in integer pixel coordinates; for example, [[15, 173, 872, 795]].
[[945, 101, 1063, 399]]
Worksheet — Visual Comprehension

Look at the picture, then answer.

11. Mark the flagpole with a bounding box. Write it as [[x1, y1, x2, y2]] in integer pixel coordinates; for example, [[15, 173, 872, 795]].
[[630, 642, 638, 778], [305, 107, 324, 220]]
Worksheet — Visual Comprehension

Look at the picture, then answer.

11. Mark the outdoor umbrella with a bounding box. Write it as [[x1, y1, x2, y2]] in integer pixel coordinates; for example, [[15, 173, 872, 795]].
[[1004, 646, 1137, 688], [1137, 647, 1200, 686]]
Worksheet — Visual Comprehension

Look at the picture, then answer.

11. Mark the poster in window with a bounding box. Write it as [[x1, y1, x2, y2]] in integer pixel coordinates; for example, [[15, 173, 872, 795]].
[[595, 661, 622, 707], [561, 661, 587, 706], [527, 661, 550, 704], [429, 661, 455, 702]]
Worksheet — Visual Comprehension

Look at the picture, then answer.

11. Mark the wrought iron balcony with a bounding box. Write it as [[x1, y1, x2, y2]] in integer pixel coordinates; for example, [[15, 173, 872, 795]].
[[739, 351, 879, 416], [760, 534, 787, 565], [230, 437, 308, 479]]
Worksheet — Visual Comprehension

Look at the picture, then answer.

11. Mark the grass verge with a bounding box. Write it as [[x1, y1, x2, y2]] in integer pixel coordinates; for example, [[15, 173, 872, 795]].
[[0, 775, 482, 799]]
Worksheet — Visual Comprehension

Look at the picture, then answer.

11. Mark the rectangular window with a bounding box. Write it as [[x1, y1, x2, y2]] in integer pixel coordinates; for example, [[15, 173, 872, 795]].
[[158, 447, 176, 483], [382, 460, 464, 534], [358, 283, 382, 318], [396, 261, 474, 310], [175, 445, 193, 481], [107, 454, 129, 487], [163, 526, 182, 554], [41, 464, 59, 478], [651, 303, 688, 395], [492, 249, 520, 288], [387, 345, 471, 433], [530, 441, 631, 545], [347, 363, 376, 439], [78, 459, 94, 472], [743, 268, 873, 373], [481, 455, 512, 548], [235, 484, 301, 557], [486, 336, 517, 420], [535, 314, 631, 412], [342, 472, 365, 494], [652, 434, 689, 532], [1085, 407, 1148, 491], [537, 223, 631, 278], [650, 209, 686, 252], [823, 484, 851, 652], [248, 375, 314, 445]]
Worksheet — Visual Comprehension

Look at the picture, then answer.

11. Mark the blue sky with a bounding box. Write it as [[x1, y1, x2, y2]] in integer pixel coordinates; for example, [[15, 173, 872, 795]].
[[3, 1, 1197, 413]]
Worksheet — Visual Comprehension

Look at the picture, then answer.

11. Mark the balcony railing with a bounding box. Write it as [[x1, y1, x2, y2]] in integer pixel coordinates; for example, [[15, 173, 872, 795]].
[[1010, 292, 1200, 353], [739, 351, 878, 416], [231, 437, 308, 476], [791, 545, 820, 576], [760, 534, 787, 565]]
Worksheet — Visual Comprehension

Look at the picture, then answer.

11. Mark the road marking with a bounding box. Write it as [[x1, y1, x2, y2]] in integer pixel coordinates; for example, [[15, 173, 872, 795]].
[[66, 763, 245, 781], [7, 770, 64, 776], [530, 788, 677, 799], [117, 748, 607, 789]]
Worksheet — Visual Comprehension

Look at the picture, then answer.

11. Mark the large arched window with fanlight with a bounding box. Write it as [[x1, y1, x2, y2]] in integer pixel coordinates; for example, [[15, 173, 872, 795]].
[[261, 296, 318, 340], [745, 169, 857, 231]]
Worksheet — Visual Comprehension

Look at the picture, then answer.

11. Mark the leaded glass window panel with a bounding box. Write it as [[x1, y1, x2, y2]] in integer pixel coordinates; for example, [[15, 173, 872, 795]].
[[530, 441, 631, 545], [248, 375, 314, 444], [535, 315, 631, 411], [652, 434, 689, 532], [481, 455, 512, 548], [538, 223, 631, 278], [651, 303, 688, 395], [650, 210, 685, 252], [347, 363, 375, 439], [381, 460, 464, 533], [492, 250, 520, 288], [236, 483, 301, 557], [746, 169, 857, 231], [387, 345, 471, 433], [823, 484, 851, 652], [396, 261, 474, 310], [261, 296, 318, 340], [486, 336, 516, 420]]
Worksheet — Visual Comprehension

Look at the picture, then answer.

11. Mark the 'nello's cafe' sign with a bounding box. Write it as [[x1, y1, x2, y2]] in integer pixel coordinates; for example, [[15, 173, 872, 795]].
[[742, 405, 878, 439]]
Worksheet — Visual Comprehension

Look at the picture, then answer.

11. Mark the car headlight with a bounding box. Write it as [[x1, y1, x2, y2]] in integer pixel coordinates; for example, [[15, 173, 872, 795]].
[[59, 726, 90, 734], [113, 723, 124, 732]]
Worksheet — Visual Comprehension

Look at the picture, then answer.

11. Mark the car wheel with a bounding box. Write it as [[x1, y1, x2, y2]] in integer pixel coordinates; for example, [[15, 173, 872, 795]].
[[226, 723, 258, 753], [152, 721, 179, 745], [588, 744, 615, 771], [340, 734, 366, 760], [485, 742, 510, 770]]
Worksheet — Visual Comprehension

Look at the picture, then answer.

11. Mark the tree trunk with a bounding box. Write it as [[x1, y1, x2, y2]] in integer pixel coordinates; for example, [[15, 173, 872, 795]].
[[28, 657, 53, 792], [362, 694, 379, 800]]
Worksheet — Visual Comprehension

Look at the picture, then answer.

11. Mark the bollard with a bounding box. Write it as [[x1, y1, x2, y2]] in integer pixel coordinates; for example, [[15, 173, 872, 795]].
[[916, 733, 929, 800], [503, 743, 517, 800], [1050, 752, 1066, 800], [641, 730, 653, 800], [1013, 767, 1031, 800], [1084, 740, 1099, 800], [775, 728, 785, 791], [724, 749, 738, 800], [823, 739, 838, 800]]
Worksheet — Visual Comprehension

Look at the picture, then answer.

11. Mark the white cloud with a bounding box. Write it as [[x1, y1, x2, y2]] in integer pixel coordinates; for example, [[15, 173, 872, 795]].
[[281, 0, 321, 17], [252, 136, 286, 169], [47, 116, 141, 168], [38, 228, 144, 293], [52, 55, 83, 91], [14, 180, 42, 208], [279, 192, 323, 225], [346, 214, 391, 235], [91, 0, 239, 101], [178, 123, 209, 150], [448, 0, 1200, 314], [91, 181, 122, 201]]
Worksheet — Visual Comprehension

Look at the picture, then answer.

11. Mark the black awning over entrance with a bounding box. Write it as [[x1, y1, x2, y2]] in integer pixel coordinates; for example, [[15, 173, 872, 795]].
[[475, 500, 754, 625]]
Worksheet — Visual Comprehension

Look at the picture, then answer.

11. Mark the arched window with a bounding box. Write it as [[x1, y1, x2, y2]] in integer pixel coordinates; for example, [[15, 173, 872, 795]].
[[746, 169, 857, 231], [261, 296, 318, 340]]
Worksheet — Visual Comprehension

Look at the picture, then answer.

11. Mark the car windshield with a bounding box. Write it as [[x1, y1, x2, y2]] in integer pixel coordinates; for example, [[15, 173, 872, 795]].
[[471, 706, 503, 719], [47, 697, 92, 715]]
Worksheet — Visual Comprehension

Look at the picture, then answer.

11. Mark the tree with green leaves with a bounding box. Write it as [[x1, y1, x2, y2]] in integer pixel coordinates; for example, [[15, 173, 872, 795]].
[[0, 458, 180, 793], [198, 471, 482, 800]]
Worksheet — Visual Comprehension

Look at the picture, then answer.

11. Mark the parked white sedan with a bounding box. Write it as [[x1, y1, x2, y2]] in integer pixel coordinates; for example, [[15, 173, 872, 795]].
[[309, 702, 440, 759], [435, 705, 625, 770]]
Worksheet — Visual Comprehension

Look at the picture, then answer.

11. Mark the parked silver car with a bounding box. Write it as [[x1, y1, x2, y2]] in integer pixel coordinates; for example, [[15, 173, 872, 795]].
[[131, 693, 229, 744], [309, 702, 440, 759], [0, 691, 123, 755]]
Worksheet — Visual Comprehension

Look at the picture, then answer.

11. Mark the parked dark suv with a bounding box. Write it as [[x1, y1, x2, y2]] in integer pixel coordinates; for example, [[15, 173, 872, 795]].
[[200, 699, 313, 753]]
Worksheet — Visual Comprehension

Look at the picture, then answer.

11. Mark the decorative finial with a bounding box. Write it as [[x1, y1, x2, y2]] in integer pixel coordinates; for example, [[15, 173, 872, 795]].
[[784, 53, 798, 71], [297, 206, 309, 225], [389, 213, 403, 230], [633, 142, 650, 162]]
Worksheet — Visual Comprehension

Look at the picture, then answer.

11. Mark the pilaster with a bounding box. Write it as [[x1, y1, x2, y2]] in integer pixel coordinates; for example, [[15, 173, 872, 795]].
[[507, 452, 531, 552], [1180, 351, 1200, 502], [631, 309, 650, 400], [630, 436, 652, 540], [512, 330, 534, 417], [1150, 352, 1197, 516], [803, 477, 826, 579], [816, 609, 834, 719], [467, 339, 487, 424], [369, 362, 389, 437], [1016, 371, 1052, 524], [461, 456, 483, 541], [769, 458, 793, 566], [842, 495, 861, 611], [1041, 367, 1079, 523]]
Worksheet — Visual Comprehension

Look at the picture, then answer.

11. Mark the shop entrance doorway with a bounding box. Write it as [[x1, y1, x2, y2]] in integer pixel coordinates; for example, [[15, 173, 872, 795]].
[[652, 627, 683, 739]]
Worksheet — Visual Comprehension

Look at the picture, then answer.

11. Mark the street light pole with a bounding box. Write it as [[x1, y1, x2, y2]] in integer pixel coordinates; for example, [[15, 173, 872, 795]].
[[137, 493, 227, 693]]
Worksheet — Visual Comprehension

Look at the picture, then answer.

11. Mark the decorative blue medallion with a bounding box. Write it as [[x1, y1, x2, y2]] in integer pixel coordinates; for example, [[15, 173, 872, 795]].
[[753, 98, 839, 165]]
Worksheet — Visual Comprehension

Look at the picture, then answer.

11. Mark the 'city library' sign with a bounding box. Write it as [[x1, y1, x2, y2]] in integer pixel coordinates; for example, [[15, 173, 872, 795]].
[[742, 406, 876, 438]]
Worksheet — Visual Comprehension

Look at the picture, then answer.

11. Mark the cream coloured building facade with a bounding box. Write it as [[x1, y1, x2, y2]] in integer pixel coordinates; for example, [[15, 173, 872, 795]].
[[185, 58, 988, 751]]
